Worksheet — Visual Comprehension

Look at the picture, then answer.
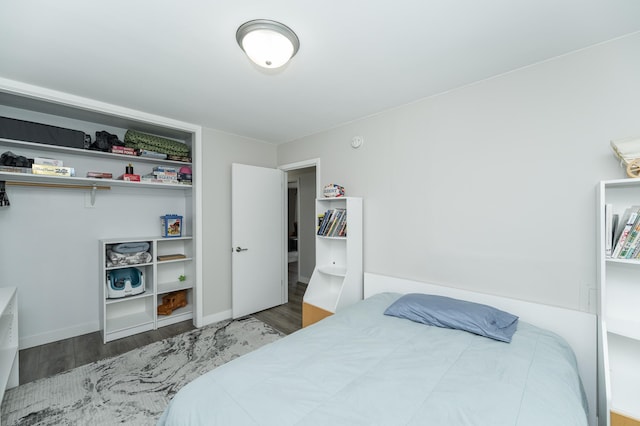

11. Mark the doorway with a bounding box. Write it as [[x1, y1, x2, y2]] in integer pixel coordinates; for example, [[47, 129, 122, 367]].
[[281, 159, 320, 325], [283, 164, 317, 286], [251, 159, 319, 333]]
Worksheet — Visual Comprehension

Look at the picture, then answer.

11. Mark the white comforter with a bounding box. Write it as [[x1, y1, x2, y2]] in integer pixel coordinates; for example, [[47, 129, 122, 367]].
[[158, 293, 587, 426]]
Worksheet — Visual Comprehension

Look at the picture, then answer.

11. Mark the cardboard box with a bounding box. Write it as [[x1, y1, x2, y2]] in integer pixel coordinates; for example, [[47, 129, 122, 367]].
[[119, 173, 141, 182]]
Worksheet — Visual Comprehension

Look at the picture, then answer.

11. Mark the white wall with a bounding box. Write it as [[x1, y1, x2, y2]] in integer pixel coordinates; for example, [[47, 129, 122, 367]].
[[278, 33, 640, 312], [200, 127, 277, 322]]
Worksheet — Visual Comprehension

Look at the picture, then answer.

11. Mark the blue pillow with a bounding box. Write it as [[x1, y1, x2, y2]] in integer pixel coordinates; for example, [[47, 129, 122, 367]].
[[384, 293, 519, 343]]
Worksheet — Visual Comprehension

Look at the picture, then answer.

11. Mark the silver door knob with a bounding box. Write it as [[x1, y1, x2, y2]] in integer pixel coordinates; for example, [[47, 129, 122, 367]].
[[235, 246, 248, 252]]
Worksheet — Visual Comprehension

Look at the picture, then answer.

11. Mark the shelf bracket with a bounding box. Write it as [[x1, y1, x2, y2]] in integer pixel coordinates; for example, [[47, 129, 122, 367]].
[[90, 184, 97, 206]]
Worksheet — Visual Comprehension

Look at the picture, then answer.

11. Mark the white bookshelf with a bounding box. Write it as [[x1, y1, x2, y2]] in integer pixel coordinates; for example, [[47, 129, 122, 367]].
[[303, 197, 362, 327], [100, 236, 194, 342], [597, 179, 640, 425]]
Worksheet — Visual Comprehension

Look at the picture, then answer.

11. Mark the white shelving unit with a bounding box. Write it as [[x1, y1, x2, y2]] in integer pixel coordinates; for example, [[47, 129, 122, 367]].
[[100, 236, 194, 342], [0, 79, 202, 348], [303, 197, 362, 327], [597, 179, 640, 425], [0, 287, 18, 407]]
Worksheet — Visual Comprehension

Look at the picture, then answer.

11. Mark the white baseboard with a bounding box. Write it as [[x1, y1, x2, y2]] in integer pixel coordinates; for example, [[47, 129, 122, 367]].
[[299, 275, 310, 284], [20, 321, 100, 349], [200, 309, 232, 327]]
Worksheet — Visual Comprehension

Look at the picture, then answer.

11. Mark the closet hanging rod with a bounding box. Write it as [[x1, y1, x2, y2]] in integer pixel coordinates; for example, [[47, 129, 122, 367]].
[[5, 181, 111, 190]]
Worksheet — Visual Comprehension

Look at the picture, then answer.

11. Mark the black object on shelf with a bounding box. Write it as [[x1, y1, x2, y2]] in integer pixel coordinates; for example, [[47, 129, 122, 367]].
[[0, 181, 9, 207], [0, 116, 85, 149]]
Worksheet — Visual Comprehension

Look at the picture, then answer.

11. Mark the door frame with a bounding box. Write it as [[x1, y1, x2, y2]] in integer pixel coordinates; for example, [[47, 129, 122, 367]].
[[279, 158, 321, 289]]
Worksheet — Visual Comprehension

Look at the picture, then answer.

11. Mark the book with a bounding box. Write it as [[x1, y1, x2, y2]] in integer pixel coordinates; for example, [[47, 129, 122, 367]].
[[619, 213, 640, 258], [605, 204, 613, 257], [31, 164, 75, 176], [326, 209, 343, 236], [157, 254, 186, 261], [612, 206, 640, 258], [319, 209, 346, 236], [110, 146, 138, 156], [86, 171, 113, 179], [118, 173, 141, 182], [139, 150, 167, 159], [337, 211, 347, 236], [34, 157, 63, 166], [317, 209, 332, 235]]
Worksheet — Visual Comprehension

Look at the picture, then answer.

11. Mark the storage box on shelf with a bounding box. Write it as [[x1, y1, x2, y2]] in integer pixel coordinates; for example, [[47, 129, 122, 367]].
[[0, 287, 18, 406], [302, 197, 362, 327], [100, 236, 194, 343], [597, 179, 640, 425]]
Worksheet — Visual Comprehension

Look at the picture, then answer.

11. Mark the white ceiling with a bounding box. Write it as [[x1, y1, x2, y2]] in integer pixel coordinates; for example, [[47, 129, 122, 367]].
[[1, 1, 639, 144]]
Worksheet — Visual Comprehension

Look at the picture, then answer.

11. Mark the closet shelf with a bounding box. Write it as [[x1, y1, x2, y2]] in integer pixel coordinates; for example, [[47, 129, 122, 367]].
[[0, 171, 191, 190]]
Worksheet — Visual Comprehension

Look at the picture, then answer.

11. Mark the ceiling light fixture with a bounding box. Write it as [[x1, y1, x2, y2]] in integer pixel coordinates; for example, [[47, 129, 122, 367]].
[[236, 19, 300, 69]]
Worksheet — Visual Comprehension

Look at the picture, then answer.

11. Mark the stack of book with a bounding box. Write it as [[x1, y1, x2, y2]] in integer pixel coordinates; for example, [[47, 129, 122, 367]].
[[607, 204, 640, 259], [31, 157, 75, 177], [142, 166, 180, 184], [317, 208, 347, 237]]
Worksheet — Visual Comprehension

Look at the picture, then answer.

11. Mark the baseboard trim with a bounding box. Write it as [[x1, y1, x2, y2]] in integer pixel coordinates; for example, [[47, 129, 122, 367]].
[[20, 321, 100, 349], [200, 310, 232, 327], [299, 275, 310, 284]]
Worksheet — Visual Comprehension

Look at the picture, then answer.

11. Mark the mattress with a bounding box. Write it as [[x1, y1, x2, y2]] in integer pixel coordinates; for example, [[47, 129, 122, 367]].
[[158, 293, 588, 426]]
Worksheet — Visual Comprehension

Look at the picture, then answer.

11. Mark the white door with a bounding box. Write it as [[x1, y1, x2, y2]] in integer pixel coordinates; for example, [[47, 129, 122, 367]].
[[232, 163, 285, 318]]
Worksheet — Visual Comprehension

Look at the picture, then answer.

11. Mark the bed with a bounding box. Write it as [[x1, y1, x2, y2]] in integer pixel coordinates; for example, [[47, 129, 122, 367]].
[[158, 273, 597, 426]]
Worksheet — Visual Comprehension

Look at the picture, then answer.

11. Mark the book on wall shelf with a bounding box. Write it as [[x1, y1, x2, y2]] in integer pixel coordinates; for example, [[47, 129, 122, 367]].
[[317, 208, 347, 237]]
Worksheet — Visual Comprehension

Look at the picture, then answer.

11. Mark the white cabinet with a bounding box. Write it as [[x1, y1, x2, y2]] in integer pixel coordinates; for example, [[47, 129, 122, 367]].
[[303, 197, 362, 327], [0, 287, 18, 405], [100, 236, 194, 343], [597, 179, 640, 424]]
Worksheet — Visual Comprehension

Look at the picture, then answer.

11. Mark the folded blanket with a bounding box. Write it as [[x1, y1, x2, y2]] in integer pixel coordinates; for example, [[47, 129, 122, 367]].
[[112, 242, 150, 254], [107, 250, 152, 267]]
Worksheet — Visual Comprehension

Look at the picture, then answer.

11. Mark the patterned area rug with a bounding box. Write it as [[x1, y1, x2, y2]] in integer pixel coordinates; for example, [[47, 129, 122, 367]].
[[1, 318, 283, 426]]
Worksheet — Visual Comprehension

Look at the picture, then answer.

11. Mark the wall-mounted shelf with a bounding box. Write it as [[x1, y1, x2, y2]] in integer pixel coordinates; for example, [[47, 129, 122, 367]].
[[0, 170, 190, 190], [0, 138, 192, 167]]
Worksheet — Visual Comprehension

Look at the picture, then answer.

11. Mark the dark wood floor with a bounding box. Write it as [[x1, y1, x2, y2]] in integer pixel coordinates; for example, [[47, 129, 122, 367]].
[[18, 260, 305, 385], [252, 260, 306, 335]]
